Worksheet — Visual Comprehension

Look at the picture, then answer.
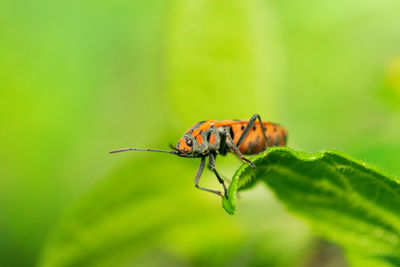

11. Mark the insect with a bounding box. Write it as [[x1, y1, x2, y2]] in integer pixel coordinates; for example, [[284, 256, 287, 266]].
[[110, 114, 287, 199]]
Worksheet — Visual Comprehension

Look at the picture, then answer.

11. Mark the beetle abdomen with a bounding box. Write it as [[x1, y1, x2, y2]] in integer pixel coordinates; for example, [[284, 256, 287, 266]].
[[228, 122, 287, 155]]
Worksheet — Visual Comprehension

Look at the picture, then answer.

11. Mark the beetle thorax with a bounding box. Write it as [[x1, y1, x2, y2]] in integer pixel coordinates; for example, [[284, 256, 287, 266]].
[[176, 127, 222, 156]]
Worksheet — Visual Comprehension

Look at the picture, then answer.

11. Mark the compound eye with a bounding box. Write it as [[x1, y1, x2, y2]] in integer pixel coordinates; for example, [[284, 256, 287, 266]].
[[186, 139, 193, 146]]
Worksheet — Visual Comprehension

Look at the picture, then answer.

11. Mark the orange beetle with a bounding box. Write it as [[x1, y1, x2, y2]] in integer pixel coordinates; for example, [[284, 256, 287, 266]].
[[110, 114, 287, 198]]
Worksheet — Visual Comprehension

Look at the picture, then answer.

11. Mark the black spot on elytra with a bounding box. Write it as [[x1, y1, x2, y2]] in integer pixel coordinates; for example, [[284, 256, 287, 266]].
[[241, 125, 245, 130], [253, 125, 256, 131]]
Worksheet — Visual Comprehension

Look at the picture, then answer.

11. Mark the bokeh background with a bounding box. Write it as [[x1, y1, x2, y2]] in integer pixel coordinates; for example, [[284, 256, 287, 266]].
[[1, 0, 400, 266]]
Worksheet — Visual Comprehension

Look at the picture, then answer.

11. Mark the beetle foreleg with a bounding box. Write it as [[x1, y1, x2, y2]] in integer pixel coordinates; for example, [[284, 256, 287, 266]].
[[208, 153, 228, 198], [194, 157, 223, 197]]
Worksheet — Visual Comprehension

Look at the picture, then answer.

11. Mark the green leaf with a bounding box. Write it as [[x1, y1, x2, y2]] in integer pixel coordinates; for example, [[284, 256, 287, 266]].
[[223, 147, 400, 264], [346, 252, 398, 267], [37, 151, 313, 267]]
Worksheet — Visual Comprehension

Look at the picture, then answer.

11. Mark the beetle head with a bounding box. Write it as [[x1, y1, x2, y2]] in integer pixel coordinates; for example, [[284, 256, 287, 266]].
[[176, 135, 197, 155]]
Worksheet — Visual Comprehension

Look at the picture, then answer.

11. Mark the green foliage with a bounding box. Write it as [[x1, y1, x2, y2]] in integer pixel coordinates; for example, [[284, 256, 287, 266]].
[[223, 147, 400, 265], [1, 0, 400, 265], [346, 252, 398, 267], [37, 151, 313, 267], [165, 0, 282, 124]]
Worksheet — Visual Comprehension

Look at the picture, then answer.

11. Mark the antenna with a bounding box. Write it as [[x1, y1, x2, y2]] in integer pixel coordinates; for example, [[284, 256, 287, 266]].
[[109, 148, 177, 155]]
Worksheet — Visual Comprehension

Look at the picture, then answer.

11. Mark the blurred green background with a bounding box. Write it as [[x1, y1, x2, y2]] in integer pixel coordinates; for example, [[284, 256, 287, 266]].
[[1, 0, 400, 266]]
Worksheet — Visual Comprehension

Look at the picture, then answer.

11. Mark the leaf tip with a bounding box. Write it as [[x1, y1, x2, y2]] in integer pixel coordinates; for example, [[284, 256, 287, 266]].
[[222, 196, 236, 215]]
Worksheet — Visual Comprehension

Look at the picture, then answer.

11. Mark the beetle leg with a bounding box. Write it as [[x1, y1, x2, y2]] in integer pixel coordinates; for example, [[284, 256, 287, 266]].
[[236, 113, 270, 148], [194, 157, 223, 197], [208, 153, 228, 198], [205, 153, 231, 183], [224, 128, 256, 169], [220, 175, 231, 183]]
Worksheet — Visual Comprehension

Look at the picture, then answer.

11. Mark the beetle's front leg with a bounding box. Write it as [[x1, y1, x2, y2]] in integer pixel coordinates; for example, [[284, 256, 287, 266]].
[[208, 153, 228, 198], [194, 157, 223, 197]]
